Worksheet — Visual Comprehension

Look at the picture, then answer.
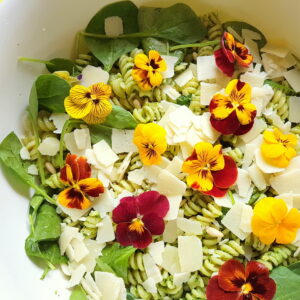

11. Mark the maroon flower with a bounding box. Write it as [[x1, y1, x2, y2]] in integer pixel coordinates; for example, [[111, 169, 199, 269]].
[[206, 259, 276, 300], [112, 191, 169, 249]]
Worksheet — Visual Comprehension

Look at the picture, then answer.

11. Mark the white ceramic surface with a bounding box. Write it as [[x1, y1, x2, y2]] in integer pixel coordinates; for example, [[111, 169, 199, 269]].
[[0, 0, 299, 299]]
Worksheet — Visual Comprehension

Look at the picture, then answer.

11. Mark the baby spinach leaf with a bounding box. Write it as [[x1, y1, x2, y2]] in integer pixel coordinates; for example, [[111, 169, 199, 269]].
[[33, 203, 61, 242], [70, 285, 88, 300], [138, 3, 207, 44], [46, 58, 78, 75], [95, 243, 136, 282], [288, 261, 300, 275], [95, 259, 115, 274], [142, 37, 169, 54], [85, 1, 139, 71], [271, 266, 300, 300], [35, 74, 71, 113], [88, 124, 112, 146], [103, 105, 137, 129], [223, 21, 267, 49], [29, 194, 44, 232], [126, 292, 137, 300], [176, 95, 192, 107]]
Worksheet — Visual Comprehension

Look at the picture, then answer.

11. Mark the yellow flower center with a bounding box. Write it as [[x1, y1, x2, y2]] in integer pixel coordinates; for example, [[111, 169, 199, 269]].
[[241, 283, 252, 294], [129, 218, 145, 234]]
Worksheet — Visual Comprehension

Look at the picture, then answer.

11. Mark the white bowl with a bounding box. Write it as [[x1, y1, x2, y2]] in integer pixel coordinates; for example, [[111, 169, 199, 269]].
[[0, 0, 300, 299]]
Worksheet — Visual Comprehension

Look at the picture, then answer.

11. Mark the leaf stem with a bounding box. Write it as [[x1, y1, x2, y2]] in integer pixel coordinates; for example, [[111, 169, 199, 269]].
[[169, 40, 220, 51], [228, 190, 235, 205], [81, 31, 152, 40], [19, 57, 53, 65]]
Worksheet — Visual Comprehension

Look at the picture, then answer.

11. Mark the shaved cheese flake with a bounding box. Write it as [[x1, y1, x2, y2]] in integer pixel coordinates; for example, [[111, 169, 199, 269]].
[[197, 55, 220, 81], [263, 108, 288, 131], [162, 55, 179, 79], [236, 169, 252, 198], [96, 215, 115, 243], [162, 85, 181, 100], [95, 272, 124, 300], [67, 264, 86, 288], [240, 71, 266, 88], [81, 273, 102, 299], [93, 189, 114, 217], [142, 278, 157, 293], [239, 205, 253, 234], [270, 169, 300, 194], [290, 194, 300, 210], [174, 69, 194, 87], [65, 129, 91, 156], [261, 43, 290, 58], [251, 85, 274, 116], [164, 195, 183, 221], [97, 170, 110, 187], [59, 225, 79, 255], [178, 236, 202, 272], [143, 254, 162, 283], [104, 16, 123, 37], [61, 263, 71, 276], [262, 53, 286, 79], [242, 140, 260, 169], [80, 65, 109, 87], [74, 128, 91, 150], [81, 240, 105, 273], [239, 118, 267, 143], [242, 29, 262, 41], [38, 137, 60, 156], [244, 38, 262, 64], [157, 170, 186, 196], [176, 217, 202, 235], [69, 237, 89, 262], [200, 112, 220, 143], [180, 142, 193, 159], [161, 245, 181, 275], [27, 164, 38, 175], [112, 129, 137, 154], [248, 164, 267, 190], [148, 241, 165, 266], [281, 53, 297, 68], [128, 168, 146, 186], [275, 193, 295, 209], [173, 272, 190, 287], [166, 156, 183, 178], [255, 149, 285, 174], [200, 82, 221, 105], [49, 113, 69, 134], [20, 146, 31, 160], [94, 140, 118, 168], [163, 220, 182, 243], [143, 165, 162, 183], [289, 96, 300, 122]]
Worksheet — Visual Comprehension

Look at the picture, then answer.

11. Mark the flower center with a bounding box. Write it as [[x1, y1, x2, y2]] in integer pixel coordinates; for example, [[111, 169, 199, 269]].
[[241, 283, 253, 294], [129, 218, 145, 234], [143, 143, 157, 159]]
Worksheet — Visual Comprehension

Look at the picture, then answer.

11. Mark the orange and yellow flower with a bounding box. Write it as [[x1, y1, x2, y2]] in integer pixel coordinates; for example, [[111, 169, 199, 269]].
[[64, 83, 112, 124], [58, 154, 104, 209], [132, 50, 167, 91], [252, 197, 300, 244], [261, 128, 298, 168], [210, 79, 257, 135], [214, 32, 253, 76], [133, 123, 167, 166], [182, 142, 238, 197]]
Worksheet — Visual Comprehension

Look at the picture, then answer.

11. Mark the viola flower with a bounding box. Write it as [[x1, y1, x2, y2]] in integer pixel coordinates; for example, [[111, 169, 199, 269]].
[[133, 123, 167, 166], [206, 259, 276, 300], [58, 154, 104, 209], [252, 197, 300, 244], [132, 50, 167, 90], [214, 32, 253, 76], [261, 128, 298, 168], [182, 142, 238, 197], [54, 71, 79, 86], [112, 191, 169, 249], [210, 79, 257, 135], [64, 83, 112, 124]]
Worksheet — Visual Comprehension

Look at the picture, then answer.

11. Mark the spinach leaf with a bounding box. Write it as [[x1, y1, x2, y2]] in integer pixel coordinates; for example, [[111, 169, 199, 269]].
[[176, 95, 192, 107], [223, 21, 267, 49], [138, 3, 207, 44], [70, 285, 88, 300], [34, 203, 61, 242], [85, 1, 139, 71], [103, 105, 137, 129], [88, 124, 112, 145], [288, 261, 300, 275], [271, 266, 300, 300], [29, 194, 44, 232], [0, 132, 55, 204], [126, 292, 137, 300], [46, 58, 78, 75], [35, 74, 71, 113], [95, 259, 115, 274], [142, 37, 169, 54], [95, 243, 136, 282]]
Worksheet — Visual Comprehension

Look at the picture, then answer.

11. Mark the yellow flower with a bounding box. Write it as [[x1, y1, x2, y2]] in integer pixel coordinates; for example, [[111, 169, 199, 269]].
[[64, 83, 112, 124], [54, 71, 78, 86], [252, 197, 300, 244], [133, 123, 167, 165], [261, 128, 298, 168], [132, 50, 167, 91]]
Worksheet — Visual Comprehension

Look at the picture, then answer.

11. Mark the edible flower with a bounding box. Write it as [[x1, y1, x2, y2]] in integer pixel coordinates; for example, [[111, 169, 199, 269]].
[[252, 197, 300, 244], [54, 71, 79, 86], [64, 83, 112, 124], [214, 32, 253, 76], [112, 191, 169, 249], [206, 259, 276, 300], [132, 50, 167, 90], [182, 142, 237, 197], [133, 123, 167, 165], [260, 128, 298, 168], [210, 79, 256, 135], [58, 154, 104, 209]]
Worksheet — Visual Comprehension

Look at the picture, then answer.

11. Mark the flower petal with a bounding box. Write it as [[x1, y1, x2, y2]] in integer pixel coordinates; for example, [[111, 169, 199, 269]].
[[275, 224, 299, 244], [187, 170, 214, 192], [82, 99, 112, 124], [115, 222, 135, 247], [210, 94, 235, 120], [245, 261, 270, 280], [203, 185, 229, 198], [282, 208, 300, 228], [263, 130, 278, 144], [78, 178, 104, 197], [142, 213, 165, 235], [234, 42, 253, 67], [251, 216, 277, 245], [270, 198, 289, 224], [210, 111, 241, 135], [69, 85, 91, 104], [76, 156, 92, 180], [64, 96, 92, 119], [208, 144, 225, 171], [222, 32, 236, 63], [218, 259, 246, 292], [212, 155, 238, 189], [261, 143, 286, 159], [58, 187, 92, 209], [89, 83, 112, 101], [234, 120, 255, 136], [112, 196, 138, 224], [214, 48, 235, 77], [227, 80, 252, 104], [149, 70, 163, 87], [137, 191, 169, 218], [66, 154, 80, 181], [236, 102, 257, 125], [60, 164, 74, 185], [251, 277, 276, 300], [134, 53, 151, 70], [148, 50, 167, 72]]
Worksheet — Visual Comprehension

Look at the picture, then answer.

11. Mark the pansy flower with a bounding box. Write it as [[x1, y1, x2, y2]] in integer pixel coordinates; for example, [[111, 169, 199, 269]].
[[252, 197, 300, 244], [261, 128, 298, 168], [210, 79, 257, 135], [58, 154, 104, 209], [182, 142, 237, 197], [206, 259, 276, 300], [64, 82, 112, 124], [132, 50, 167, 90], [112, 191, 169, 249], [214, 32, 253, 76], [54, 71, 79, 86], [133, 123, 167, 165]]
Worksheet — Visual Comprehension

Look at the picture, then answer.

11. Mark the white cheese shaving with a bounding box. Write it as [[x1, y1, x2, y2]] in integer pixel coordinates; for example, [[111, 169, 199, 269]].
[[67, 264, 86, 288], [142, 278, 157, 293], [163, 220, 182, 243], [80, 65, 109, 86], [96, 215, 115, 243], [248, 163, 267, 190], [162, 55, 179, 79], [162, 85, 181, 100], [49, 113, 69, 134], [255, 149, 285, 174], [111, 129, 137, 154], [65, 128, 91, 156], [176, 218, 202, 235], [27, 164, 38, 175], [174, 69, 194, 87], [173, 272, 190, 287], [128, 168, 146, 185], [68, 236, 89, 262], [240, 71, 266, 88], [289, 96, 300, 123], [275, 193, 295, 209], [104, 16, 123, 37], [270, 169, 300, 194], [242, 29, 262, 41], [242, 135, 262, 169], [81, 273, 102, 300], [38, 137, 60, 156], [148, 241, 165, 266], [263, 108, 290, 132], [200, 82, 221, 105], [239, 118, 267, 143], [166, 156, 183, 178], [236, 169, 252, 198], [93, 189, 114, 217], [262, 53, 286, 79], [58, 202, 91, 222], [284, 69, 300, 92], [197, 55, 220, 81], [239, 204, 253, 234], [59, 225, 79, 255], [161, 245, 181, 275], [261, 43, 290, 58], [115, 152, 133, 181], [157, 170, 186, 196], [244, 38, 262, 64], [93, 140, 119, 168], [143, 254, 162, 283], [20, 146, 31, 160], [164, 195, 183, 221], [178, 236, 203, 273], [74, 128, 91, 150]]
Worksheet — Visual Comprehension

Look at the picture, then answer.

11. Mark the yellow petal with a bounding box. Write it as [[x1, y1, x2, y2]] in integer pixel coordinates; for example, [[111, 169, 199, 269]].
[[89, 83, 112, 101], [187, 170, 214, 192], [207, 144, 225, 171], [182, 159, 202, 175], [211, 94, 234, 120], [148, 50, 167, 72], [282, 208, 300, 228], [276, 224, 298, 244], [263, 154, 290, 168], [235, 102, 256, 125], [270, 198, 288, 224], [132, 68, 152, 91], [134, 53, 150, 70], [261, 143, 286, 159], [253, 197, 279, 223], [263, 130, 278, 144], [139, 147, 162, 166], [285, 133, 298, 147], [284, 146, 297, 160], [64, 96, 92, 119], [224, 32, 235, 51], [149, 71, 163, 87], [226, 79, 252, 104], [69, 85, 91, 104], [82, 99, 112, 124], [57, 187, 92, 210], [252, 216, 277, 245], [194, 142, 213, 163]]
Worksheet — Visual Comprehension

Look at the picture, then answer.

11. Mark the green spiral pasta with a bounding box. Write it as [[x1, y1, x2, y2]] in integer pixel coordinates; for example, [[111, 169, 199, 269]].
[[202, 11, 223, 42], [21, 136, 38, 160], [157, 270, 184, 299], [44, 172, 65, 189], [185, 272, 207, 300], [180, 78, 199, 96], [111, 179, 140, 196], [129, 285, 155, 300], [223, 147, 244, 167], [128, 251, 147, 286], [37, 111, 56, 133], [245, 234, 270, 253], [267, 89, 289, 120], [163, 145, 181, 160], [80, 210, 102, 239], [133, 102, 164, 123], [75, 54, 93, 71]]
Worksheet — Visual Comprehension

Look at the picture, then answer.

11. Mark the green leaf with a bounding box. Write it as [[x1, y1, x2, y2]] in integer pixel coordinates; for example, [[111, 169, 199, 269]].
[[141, 37, 169, 54], [126, 292, 137, 300], [95, 243, 136, 282], [288, 261, 300, 275], [264, 79, 299, 96], [95, 259, 115, 274], [33, 203, 61, 242], [85, 1, 139, 71], [88, 124, 112, 146], [103, 105, 137, 129], [223, 21, 267, 49], [70, 285, 88, 300], [35, 74, 71, 113], [176, 95, 192, 107], [138, 3, 207, 44], [46, 58, 78, 75], [29, 194, 44, 232], [271, 266, 300, 300]]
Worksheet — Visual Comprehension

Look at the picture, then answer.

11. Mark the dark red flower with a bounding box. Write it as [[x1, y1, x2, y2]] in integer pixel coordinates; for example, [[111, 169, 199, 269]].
[[206, 259, 276, 300], [112, 191, 169, 249]]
